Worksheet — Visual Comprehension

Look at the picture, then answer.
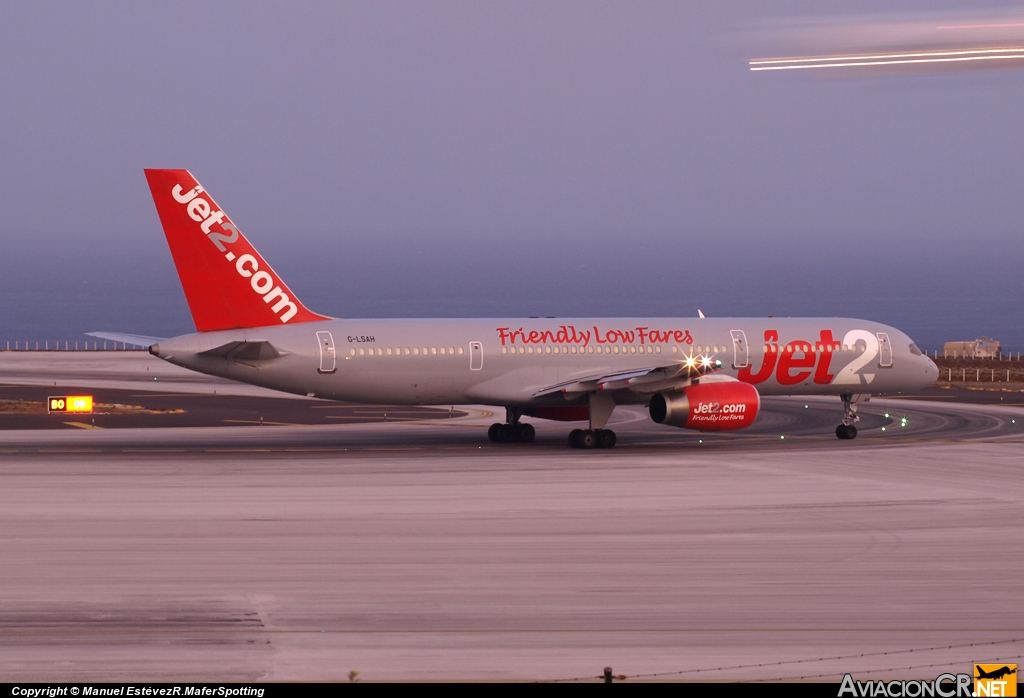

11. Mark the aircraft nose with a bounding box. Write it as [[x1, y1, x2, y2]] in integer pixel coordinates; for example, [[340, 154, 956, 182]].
[[924, 355, 939, 385]]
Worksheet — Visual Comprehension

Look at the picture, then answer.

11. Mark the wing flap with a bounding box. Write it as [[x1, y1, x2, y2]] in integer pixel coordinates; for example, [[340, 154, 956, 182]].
[[531, 357, 727, 398]]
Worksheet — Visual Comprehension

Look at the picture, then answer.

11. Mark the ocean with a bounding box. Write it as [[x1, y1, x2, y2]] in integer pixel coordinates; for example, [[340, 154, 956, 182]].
[[1, 235, 1019, 354]]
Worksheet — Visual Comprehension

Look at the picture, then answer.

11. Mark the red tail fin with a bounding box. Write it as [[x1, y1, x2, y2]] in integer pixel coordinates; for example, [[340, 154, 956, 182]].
[[144, 169, 328, 332]]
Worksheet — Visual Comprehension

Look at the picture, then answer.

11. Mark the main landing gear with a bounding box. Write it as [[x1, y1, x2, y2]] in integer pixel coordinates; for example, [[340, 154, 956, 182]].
[[568, 393, 617, 449], [488, 397, 620, 449], [568, 428, 616, 449], [488, 407, 535, 443], [836, 393, 859, 440]]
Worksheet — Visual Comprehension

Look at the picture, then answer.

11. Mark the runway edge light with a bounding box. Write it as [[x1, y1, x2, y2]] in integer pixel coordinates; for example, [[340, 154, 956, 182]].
[[48, 396, 93, 413]]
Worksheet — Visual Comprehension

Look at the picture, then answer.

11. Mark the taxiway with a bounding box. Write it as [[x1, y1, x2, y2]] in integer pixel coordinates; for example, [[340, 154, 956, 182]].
[[0, 353, 1021, 681]]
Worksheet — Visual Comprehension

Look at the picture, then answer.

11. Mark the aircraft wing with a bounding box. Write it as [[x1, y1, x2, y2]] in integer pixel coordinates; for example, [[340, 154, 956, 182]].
[[532, 356, 727, 398], [86, 331, 167, 347]]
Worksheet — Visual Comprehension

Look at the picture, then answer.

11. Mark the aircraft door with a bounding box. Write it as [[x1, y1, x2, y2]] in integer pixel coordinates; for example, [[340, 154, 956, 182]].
[[877, 332, 893, 367], [316, 331, 337, 373], [730, 330, 749, 369], [469, 341, 483, 371]]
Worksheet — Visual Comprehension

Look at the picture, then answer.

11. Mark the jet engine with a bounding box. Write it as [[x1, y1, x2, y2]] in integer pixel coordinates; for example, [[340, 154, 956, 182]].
[[649, 382, 760, 431]]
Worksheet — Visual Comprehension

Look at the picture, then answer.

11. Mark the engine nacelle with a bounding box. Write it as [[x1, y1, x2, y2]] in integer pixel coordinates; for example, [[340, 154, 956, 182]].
[[649, 382, 760, 431]]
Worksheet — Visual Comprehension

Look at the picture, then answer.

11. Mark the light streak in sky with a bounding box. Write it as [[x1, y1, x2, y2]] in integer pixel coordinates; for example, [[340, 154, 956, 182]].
[[750, 47, 1024, 72], [936, 23, 1024, 30]]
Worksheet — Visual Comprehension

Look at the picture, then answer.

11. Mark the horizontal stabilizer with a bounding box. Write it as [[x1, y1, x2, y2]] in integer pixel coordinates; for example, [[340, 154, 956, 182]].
[[199, 340, 282, 362], [86, 331, 167, 347]]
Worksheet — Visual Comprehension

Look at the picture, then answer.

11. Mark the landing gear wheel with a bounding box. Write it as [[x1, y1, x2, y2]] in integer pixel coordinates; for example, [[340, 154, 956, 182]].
[[499, 424, 516, 443], [836, 424, 858, 440], [838, 394, 861, 441], [596, 429, 617, 449], [488, 423, 503, 443], [568, 429, 583, 448], [516, 423, 535, 443], [578, 429, 597, 449]]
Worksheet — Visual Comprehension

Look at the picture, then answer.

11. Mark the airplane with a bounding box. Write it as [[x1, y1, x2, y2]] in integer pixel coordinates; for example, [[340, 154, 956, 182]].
[[90, 169, 939, 449], [975, 666, 1017, 681]]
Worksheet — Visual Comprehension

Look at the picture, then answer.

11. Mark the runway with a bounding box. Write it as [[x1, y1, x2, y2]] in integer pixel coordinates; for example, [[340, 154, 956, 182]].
[[0, 353, 1022, 681]]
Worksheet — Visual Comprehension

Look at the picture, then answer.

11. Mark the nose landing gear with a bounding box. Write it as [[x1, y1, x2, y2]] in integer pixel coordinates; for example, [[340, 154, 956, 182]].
[[836, 423, 858, 440], [836, 394, 860, 440]]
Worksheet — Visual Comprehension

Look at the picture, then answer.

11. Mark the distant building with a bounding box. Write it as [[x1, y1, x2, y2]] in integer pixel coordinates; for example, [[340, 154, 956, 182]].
[[942, 336, 1001, 358]]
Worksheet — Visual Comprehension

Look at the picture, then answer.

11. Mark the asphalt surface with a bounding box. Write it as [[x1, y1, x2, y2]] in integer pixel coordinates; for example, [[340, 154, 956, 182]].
[[0, 352, 1021, 682]]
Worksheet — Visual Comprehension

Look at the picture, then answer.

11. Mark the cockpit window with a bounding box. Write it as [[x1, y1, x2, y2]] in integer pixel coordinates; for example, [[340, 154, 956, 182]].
[[908, 342, 922, 356]]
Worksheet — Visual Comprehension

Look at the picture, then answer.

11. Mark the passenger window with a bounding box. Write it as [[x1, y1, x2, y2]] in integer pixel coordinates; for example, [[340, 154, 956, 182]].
[[440, 347, 446, 355], [358, 348, 364, 356], [449, 347, 454, 355], [430, 347, 436, 355], [587, 346, 594, 354], [413, 348, 419, 355], [458, 347, 464, 355], [571, 346, 577, 354], [349, 348, 356, 356], [502, 347, 507, 355], [546, 346, 551, 354]]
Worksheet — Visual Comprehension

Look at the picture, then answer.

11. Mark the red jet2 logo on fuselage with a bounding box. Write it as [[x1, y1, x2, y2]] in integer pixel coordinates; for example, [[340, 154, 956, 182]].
[[739, 329, 881, 387], [496, 327, 879, 387]]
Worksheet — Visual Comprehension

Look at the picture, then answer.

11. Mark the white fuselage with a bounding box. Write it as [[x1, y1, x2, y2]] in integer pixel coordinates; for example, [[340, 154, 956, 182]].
[[152, 316, 939, 407]]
